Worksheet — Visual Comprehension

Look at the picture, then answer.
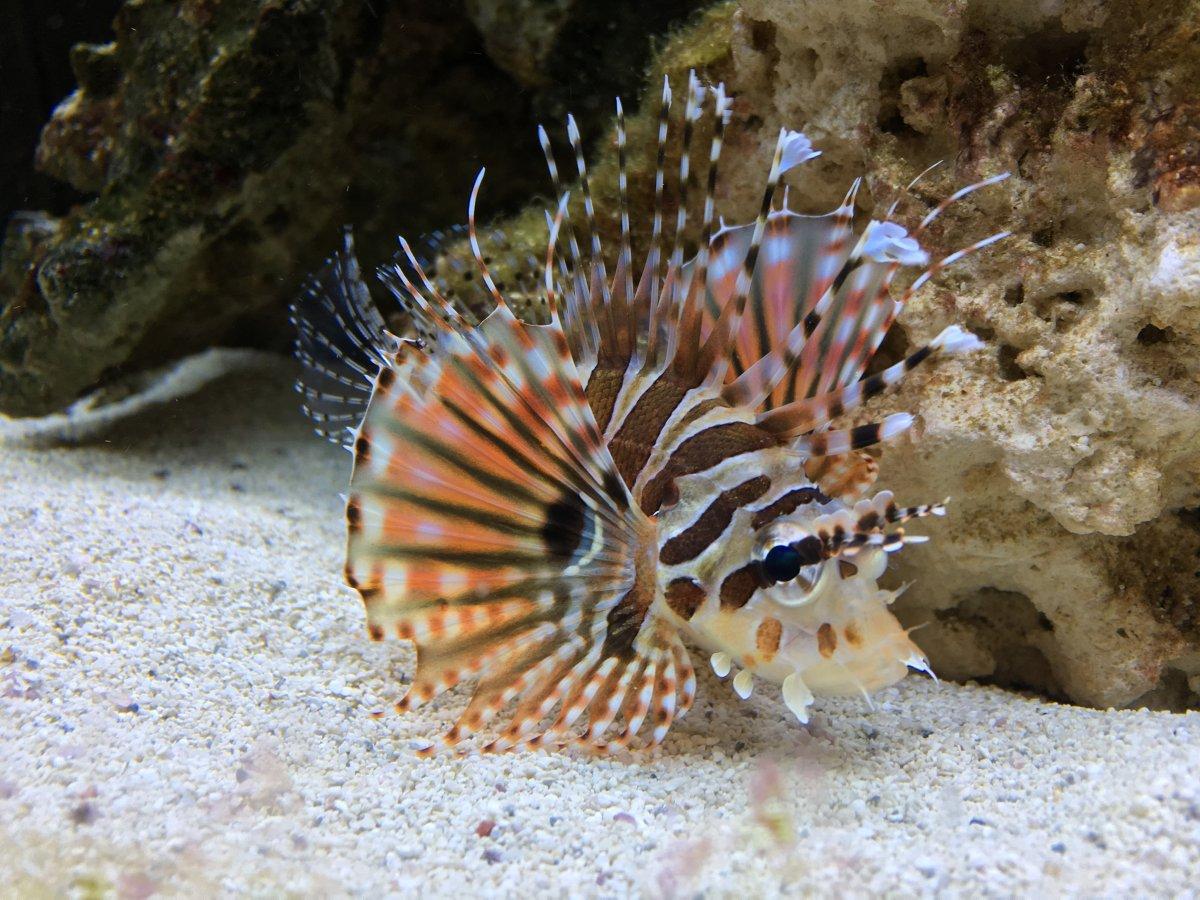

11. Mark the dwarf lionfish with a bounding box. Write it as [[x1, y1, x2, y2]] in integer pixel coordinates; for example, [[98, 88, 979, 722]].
[[293, 73, 1008, 753]]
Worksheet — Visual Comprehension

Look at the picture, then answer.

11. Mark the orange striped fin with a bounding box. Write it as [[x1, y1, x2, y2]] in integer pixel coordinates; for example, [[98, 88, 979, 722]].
[[345, 302, 689, 752]]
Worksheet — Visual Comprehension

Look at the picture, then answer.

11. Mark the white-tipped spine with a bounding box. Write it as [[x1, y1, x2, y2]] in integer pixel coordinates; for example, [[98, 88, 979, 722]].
[[732, 669, 754, 699], [782, 672, 815, 723], [880, 412, 915, 440], [932, 324, 985, 354]]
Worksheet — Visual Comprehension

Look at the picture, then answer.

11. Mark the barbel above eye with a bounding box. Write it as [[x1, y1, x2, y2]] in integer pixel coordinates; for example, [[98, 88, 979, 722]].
[[760, 535, 823, 583]]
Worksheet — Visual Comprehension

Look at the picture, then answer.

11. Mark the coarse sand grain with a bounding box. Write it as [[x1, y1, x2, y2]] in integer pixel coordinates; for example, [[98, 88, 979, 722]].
[[1, 361, 1197, 897]]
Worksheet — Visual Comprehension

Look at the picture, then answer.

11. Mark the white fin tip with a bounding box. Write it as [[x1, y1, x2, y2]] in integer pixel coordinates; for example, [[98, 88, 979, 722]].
[[863, 220, 929, 266], [782, 672, 814, 724], [932, 324, 985, 354], [732, 668, 754, 700], [778, 130, 821, 174], [881, 412, 915, 440], [904, 653, 938, 681], [710, 651, 732, 678]]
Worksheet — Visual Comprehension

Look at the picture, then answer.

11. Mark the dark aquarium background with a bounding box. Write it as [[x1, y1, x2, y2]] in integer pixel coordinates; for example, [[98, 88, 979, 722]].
[[0, 0, 705, 418]]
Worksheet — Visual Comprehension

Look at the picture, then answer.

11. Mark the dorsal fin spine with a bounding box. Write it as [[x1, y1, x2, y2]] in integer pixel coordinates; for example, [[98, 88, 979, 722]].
[[648, 73, 704, 371], [696, 127, 790, 387], [647, 76, 673, 307], [566, 114, 610, 312], [467, 169, 510, 313], [674, 83, 731, 383], [538, 126, 592, 328], [615, 98, 635, 303]]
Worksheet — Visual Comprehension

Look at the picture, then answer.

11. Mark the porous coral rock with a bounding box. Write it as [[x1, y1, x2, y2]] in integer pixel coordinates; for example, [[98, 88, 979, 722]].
[[437, 0, 1200, 708], [725, 0, 1200, 708]]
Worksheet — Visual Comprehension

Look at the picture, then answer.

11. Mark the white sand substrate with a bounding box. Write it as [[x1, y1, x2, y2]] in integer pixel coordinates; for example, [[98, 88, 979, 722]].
[[1, 360, 1197, 897]]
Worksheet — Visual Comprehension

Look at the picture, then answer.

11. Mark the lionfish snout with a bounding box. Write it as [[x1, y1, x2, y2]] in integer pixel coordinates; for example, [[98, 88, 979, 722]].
[[695, 489, 946, 722]]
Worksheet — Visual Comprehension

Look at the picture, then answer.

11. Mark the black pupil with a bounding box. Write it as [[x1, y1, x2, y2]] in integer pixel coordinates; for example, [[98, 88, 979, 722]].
[[763, 545, 803, 582]]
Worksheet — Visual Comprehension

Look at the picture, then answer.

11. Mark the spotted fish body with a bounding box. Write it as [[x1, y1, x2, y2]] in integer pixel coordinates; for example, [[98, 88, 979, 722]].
[[293, 73, 1009, 753]]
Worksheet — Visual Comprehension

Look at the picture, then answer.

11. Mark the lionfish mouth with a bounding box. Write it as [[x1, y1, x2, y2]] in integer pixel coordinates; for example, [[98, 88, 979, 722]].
[[292, 70, 1010, 753]]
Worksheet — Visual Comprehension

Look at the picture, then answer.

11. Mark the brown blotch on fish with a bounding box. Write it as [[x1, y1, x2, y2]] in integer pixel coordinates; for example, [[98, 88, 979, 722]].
[[660, 476, 771, 565], [817, 623, 837, 658], [643, 422, 777, 514], [551, 330, 570, 358], [367, 623, 385, 641], [756, 617, 782, 661], [354, 434, 371, 466], [751, 487, 828, 529], [346, 497, 362, 533], [719, 564, 766, 610], [376, 366, 396, 391], [665, 577, 706, 620], [838, 560, 858, 579], [844, 622, 864, 647]]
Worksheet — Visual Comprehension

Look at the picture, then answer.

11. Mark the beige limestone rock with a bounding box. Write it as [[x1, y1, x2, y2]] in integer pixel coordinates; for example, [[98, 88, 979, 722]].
[[438, 0, 1200, 708], [721, 0, 1200, 707]]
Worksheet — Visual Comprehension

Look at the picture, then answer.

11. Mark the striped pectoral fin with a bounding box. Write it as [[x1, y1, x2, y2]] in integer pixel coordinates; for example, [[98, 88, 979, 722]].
[[785, 259, 899, 404], [346, 302, 682, 752], [756, 324, 982, 439]]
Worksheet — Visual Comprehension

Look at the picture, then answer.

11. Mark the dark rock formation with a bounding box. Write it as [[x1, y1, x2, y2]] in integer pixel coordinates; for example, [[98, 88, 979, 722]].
[[0, 0, 704, 416]]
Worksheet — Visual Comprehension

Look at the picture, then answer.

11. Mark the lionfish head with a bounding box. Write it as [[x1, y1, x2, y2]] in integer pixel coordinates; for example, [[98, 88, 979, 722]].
[[656, 450, 944, 723], [292, 70, 1009, 752]]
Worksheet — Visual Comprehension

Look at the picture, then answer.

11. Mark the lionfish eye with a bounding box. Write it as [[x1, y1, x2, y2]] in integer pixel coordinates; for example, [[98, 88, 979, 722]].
[[761, 535, 824, 583], [763, 545, 802, 582]]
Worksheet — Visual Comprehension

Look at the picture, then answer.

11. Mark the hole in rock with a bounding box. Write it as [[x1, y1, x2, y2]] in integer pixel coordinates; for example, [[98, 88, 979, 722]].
[[877, 57, 928, 137], [1031, 228, 1055, 248], [935, 587, 1068, 701], [1137, 323, 1172, 345], [1001, 23, 1090, 87], [996, 344, 1029, 381]]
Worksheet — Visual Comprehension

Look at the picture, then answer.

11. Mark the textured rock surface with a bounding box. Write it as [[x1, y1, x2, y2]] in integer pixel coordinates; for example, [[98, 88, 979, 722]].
[[1, 0, 539, 415], [434, 0, 1200, 708], [713, 0, 1200, 708], [1, 0, 702, 417]]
